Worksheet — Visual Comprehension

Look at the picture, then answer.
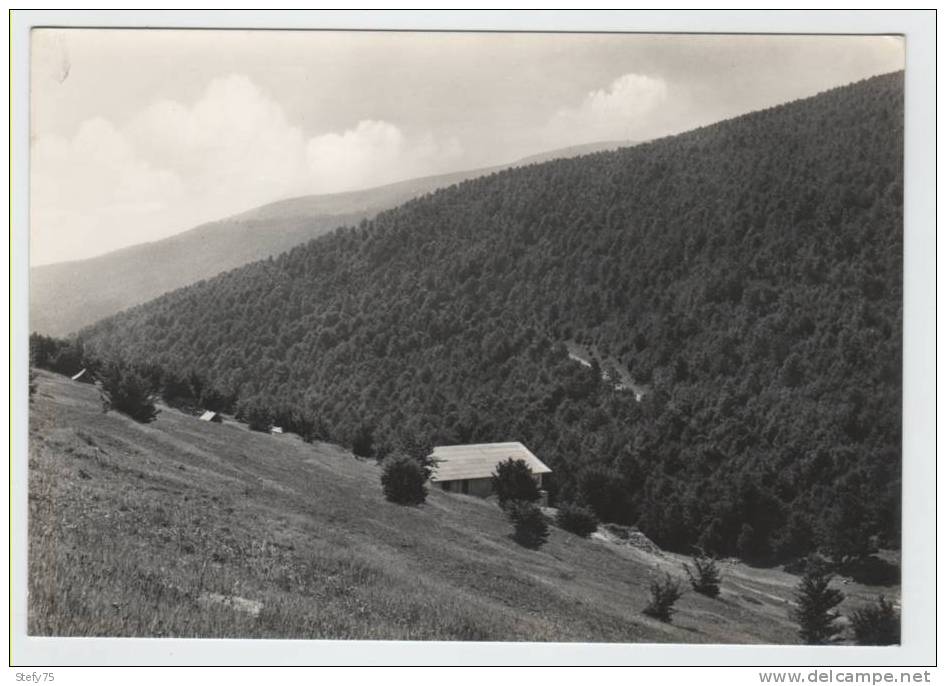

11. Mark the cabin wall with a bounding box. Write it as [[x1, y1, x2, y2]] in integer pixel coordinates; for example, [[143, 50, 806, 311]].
[[437, 477, 494, 497], [467, 478, 494, 497], [437, 476, 550, 499]]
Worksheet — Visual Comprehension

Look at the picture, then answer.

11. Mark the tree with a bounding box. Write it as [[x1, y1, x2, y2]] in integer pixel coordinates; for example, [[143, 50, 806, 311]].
[[398, 431, 437, 480], [822, 487, 876, 563], [240, 401, 272, 433], [683, 548, 722, 598], [849, 595, 900, 645], [352, 422, 375, 458], [555, 503, 599, 537], [777, 512, 817, 560], [643, 573, 685, 622], [99, 362, 160, 423], [507, 501, 549, 548], [200, 384, 235, 414], [30, 333, 87, 377], [492, 458, 540, 507], [380, 454, 427, 505], [577, 465, 628, 523], [790, 560, 845, 644]]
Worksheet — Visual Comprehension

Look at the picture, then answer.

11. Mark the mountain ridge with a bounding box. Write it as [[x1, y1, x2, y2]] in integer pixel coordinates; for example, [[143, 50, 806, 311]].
[[30, 140, 628, 336]]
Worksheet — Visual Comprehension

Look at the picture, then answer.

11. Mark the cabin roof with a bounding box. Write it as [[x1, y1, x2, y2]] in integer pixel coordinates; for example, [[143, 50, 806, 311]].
[[429, 442, 551, 482], [199, 411, 218, 421]]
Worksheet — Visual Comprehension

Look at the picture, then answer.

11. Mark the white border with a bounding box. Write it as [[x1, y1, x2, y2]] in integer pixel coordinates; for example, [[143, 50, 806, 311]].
[[8, 9, 937, 667]]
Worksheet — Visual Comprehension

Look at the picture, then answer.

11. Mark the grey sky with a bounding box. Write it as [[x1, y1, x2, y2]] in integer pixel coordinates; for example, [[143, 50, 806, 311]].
[[30, 30, 903, 265]]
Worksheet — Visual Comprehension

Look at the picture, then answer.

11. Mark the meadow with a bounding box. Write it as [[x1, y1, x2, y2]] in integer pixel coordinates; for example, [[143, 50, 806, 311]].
[[27, 371, 897, 642]]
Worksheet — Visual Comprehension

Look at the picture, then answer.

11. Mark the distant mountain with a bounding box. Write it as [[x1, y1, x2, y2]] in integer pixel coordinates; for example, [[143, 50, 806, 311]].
[[30, 140, 628, 336], [82, 73, 903, 561]]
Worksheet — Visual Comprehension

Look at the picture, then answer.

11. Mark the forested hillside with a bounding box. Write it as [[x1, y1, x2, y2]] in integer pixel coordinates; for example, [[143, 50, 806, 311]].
[[79, 73, 903, 562], [31, 141, 624, 337]]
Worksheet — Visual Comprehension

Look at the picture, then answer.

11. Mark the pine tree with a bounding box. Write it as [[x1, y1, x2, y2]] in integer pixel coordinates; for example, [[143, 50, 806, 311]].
[[492, 458, 540, 508], [683, 548, 722, 598], [643, 573, 685, 622], [507, 501, 549, 548], [790, 561, 845, 644], [99, 362, 159, 423]]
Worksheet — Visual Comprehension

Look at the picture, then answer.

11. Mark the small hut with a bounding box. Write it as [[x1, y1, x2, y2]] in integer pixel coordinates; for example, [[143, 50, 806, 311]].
[[429, 442, 551, 499], [199, 410, 222, 423], [271, 426, 284, 435]]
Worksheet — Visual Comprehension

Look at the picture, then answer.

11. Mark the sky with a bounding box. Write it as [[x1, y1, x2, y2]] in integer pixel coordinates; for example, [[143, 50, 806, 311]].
[[30, 30, 904, 266]]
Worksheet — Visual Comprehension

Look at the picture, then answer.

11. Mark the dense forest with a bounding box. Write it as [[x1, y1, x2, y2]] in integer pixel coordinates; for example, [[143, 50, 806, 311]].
[[72, 72, 903, 563]]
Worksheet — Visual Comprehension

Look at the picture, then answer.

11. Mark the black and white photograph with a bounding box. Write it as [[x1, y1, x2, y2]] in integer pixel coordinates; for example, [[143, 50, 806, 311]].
[[9, 9, 938, 670]]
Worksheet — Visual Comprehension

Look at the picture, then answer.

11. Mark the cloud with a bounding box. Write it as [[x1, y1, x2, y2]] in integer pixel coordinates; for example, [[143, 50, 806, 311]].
[[31, 117, 184, 265], [306, 120, 462, 193], [30, 74, 462, 265], [543, 73, 669, 146], [126, 75, 310, 208]]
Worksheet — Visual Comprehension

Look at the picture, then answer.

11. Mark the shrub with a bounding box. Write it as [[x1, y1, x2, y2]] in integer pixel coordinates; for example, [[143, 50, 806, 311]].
[[492, 458, 540, 507], [507, 501, 549, 548], [99, 362, 159, 423], [643, 573, 685, 622], [839, 555, 900, 586], [790, 559, 845, 644], [380, 454, 427, 505], [683, 548, 722, 598], [850, 595, 900, 645], [555, 503, 599, 537]]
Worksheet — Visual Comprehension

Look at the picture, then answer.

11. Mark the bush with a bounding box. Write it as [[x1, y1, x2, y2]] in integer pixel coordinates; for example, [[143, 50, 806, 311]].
[[643, 573, 685, 622], [790, 559, 845, 644], [850, 595, 900, 645], [555, 503, 599, 537], [683, 548, 722, 598], [492, 458, 540, 507], [839, 555, 900, 586], [99, 362, 159, 423], [507, 501, 549, 548], [380, 454, 427, 505]]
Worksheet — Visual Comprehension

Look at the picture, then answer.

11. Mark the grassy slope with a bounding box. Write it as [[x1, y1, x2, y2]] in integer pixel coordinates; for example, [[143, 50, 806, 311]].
[[28, 370, 893, 642]]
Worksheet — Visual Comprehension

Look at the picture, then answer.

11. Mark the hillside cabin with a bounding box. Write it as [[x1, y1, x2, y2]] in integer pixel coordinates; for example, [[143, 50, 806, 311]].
[[271, 426, 284, 435], [199, 411, 222, 423], [429, 442, 551, 502]]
